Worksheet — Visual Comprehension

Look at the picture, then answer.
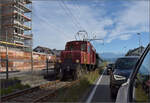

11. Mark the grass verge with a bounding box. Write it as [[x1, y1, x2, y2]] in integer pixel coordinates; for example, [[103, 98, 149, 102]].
[[51, 69, 102, 102], [0, 78, 30, 96]]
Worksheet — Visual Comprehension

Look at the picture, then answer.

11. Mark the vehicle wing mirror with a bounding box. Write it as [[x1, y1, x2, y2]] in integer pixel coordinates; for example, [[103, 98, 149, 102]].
[[116, 81, 129, 103]]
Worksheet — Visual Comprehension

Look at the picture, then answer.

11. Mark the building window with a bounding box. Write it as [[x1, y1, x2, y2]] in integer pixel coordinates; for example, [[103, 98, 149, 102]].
[[14, 15, 17, 19], [15, 28, 18, 33]]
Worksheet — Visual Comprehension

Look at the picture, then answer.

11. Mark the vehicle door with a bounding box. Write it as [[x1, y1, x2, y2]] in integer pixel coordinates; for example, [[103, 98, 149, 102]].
[[130, 47, 150, 102], [116, 44, 150, 103]]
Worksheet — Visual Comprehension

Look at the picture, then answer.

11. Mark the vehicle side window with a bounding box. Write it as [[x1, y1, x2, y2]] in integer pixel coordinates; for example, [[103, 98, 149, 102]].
[[132, 50, 150, 102]]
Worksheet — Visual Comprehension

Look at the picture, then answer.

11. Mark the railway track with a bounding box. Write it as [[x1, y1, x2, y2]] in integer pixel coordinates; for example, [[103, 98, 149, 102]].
[[1, 80, 79, 103]]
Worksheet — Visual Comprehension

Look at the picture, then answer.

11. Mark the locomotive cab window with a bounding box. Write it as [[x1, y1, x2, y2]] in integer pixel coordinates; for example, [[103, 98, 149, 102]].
[[66, 42, 82, 51], [81, 44, 86, 51], [65, 44, 73, 51]]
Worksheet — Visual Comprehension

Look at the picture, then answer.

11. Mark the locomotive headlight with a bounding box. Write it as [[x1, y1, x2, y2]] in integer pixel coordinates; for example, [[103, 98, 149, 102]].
[[58, 60, 62, 63], [76, 59, 79, 63]]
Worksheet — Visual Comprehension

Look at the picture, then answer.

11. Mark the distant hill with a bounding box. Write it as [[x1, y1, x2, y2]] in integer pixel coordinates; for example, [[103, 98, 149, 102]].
[[99, 52, 125, 62]]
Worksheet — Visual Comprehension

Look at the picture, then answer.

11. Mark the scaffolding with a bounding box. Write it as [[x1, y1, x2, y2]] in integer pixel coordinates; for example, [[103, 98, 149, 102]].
[[0, 0, 32, 52]]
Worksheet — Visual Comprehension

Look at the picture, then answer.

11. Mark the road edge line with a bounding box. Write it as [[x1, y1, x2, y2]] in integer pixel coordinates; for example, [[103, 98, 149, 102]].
[[86, 69, 106, 103]]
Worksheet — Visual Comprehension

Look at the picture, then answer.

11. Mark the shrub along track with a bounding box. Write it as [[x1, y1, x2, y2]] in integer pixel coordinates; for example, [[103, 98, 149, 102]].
[[1, 80, 79, 103]]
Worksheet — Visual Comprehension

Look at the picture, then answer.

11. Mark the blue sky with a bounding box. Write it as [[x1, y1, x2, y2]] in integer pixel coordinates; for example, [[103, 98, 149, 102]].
[[32, 0, 150, 54]]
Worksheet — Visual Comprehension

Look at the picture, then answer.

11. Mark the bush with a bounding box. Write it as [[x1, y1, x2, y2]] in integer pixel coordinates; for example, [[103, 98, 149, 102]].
[[54, 70, 100, 102], [99, 69, 104, 74], [0, 87, 13, 96], [0, 79, 30, 96]]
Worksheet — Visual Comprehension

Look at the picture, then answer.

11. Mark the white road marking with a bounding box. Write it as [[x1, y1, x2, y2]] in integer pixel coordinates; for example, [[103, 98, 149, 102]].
[[86, 69, 106, 103]]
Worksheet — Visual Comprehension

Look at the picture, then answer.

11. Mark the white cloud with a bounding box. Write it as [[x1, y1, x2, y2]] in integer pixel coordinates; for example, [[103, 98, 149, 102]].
[[32, 1, 113, 49], [32, 0, 149, 49], [119, 34, 131, 40], [106, 0, 149, 43]]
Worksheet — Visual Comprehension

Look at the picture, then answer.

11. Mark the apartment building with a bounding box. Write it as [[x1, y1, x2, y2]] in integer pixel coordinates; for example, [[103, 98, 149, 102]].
[[0, 0, 32, 51]]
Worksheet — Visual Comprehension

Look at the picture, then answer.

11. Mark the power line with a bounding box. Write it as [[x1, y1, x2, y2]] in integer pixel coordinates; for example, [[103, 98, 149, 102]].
[[73, 0, 82, 17], [32, 6, 72, 39], [60, 0, 85, 31], [74, 0, 88, 32], [57, 0, 78, 32], [74, 0, 82, 11]]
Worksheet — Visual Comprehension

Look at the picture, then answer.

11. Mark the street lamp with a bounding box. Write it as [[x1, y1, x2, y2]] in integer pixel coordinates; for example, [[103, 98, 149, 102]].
[[137, 33, 141, 47], [137, 33, 142, 54]]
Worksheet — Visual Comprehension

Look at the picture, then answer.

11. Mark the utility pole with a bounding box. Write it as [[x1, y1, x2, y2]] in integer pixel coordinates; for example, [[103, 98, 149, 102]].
[[137, 33, 142, 54], [5, 27, 8, 79], [123, 46, 127, 54], [137, 33, 141, 47], [31, 50, 33, 73], [46, 56, 49, 76]]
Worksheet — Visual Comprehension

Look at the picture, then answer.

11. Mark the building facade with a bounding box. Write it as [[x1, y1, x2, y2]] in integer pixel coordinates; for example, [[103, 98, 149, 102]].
[[0, 0, 32, 51], [125, 46, 145, 56]]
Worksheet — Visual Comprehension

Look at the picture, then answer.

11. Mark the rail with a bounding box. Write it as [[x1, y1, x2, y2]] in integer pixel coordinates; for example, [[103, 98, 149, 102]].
[[1, 80, 60, 102], [1, 80, 80, 102]]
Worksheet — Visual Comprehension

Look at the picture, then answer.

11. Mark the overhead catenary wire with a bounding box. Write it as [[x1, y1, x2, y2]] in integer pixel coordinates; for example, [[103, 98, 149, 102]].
[[74, 0, 82, 11], [72, 0, 88, 31], [60, 0, 80, 29], [74, 0, 88, 31], [32, 0, 88, 40], [73, 0, 84, 23], [60, 0, 86, 31], [57, 0, 78, 32], [32, 6, 72, 39], [72, 0, 82, 19]]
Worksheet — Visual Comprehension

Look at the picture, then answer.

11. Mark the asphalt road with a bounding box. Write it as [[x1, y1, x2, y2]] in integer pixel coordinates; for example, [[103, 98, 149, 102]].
[[88, 70, 116, 103]]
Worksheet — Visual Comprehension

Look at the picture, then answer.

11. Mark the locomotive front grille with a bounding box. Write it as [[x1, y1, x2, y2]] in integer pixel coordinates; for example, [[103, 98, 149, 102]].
[[66, 53, 72, 59], [64, 58, 72, 63]]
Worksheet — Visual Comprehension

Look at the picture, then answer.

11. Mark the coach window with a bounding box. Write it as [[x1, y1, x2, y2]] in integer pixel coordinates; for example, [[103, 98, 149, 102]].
[[132, 50, 150, 102]]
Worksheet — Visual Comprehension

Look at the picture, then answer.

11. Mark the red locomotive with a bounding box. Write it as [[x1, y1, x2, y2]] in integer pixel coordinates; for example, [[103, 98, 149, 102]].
[[55, 40, 97, 80]]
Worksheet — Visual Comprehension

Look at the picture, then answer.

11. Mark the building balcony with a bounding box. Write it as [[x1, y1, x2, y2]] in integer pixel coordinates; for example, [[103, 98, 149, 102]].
[[14, 40, 24, 45], [0, 40, 31, 48], [24, 0, 32, 4], [14, 0, 32, 5], [23, 24, 32, 30], [14, 20, 31, 30], [17, 2, 31, 13], [14, 33, 32, 39], [2, 2, 32, 13], [3, 22, 31, 31], [1, 11, 31, 22], [14, 11, 31, 21]]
